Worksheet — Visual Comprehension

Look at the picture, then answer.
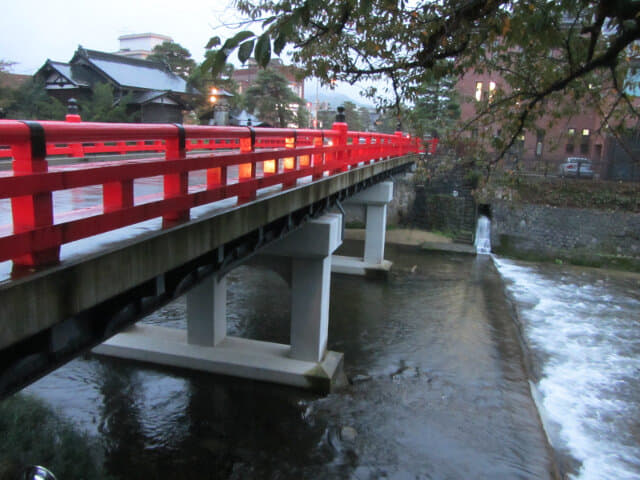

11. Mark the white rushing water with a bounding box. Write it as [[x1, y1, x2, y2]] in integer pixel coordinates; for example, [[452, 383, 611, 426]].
[[494, 257, 640, 479], [474, 215, 492, 254]]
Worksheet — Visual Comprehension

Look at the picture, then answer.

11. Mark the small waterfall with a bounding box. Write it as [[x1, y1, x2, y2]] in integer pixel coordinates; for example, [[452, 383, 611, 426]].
[[474, 215, 492, 254]]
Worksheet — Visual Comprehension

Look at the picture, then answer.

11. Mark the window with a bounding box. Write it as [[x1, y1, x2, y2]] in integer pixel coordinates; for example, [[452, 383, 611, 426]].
[[580, 128, 591, 153], [489, 81, 496, 102], [475, 82, 483, 101], [536, 130, 545, 156], [566, 128, 576, 153]]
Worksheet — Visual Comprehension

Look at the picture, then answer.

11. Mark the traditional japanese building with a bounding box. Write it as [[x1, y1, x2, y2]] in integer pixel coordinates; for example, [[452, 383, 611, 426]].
[[35, 46, 200, 123]]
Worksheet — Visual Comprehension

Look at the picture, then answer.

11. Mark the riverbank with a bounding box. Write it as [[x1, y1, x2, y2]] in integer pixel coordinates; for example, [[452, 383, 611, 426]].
[[343, 227, 452, 246]]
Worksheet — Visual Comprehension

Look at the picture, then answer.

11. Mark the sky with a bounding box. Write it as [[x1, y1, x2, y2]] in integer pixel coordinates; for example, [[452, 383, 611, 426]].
[[1, 0, 375, 106]]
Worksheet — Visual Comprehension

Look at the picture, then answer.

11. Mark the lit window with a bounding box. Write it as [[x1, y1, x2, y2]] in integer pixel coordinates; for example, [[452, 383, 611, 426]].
[[488, 82, 496, 102], [582, 129, 590, 137], [475, 82, 483, 101], [568, 128, 576, 136]]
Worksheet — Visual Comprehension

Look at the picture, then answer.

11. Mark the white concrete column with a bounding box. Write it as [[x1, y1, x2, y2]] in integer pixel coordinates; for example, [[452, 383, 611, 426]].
[[333, 181, 394, 275], [187, 275, 227, 346], [290, 256, 331, 362], [261, 213, 342, 363], [364, 204, 387, 264]]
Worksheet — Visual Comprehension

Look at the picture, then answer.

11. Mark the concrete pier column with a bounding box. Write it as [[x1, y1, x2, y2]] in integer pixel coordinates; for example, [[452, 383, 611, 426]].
[[290, 256, 331, 362], [332, 181, 394, 276], [187, 275, 226, 346], [94, 213, 345, 392], [262, 213, 342, 363], [364, 204, 388, 265]]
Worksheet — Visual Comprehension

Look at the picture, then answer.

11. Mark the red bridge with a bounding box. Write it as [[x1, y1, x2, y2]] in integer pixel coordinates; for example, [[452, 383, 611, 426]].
[[0, 118, 432, 397], [0, 120, 432, 268]]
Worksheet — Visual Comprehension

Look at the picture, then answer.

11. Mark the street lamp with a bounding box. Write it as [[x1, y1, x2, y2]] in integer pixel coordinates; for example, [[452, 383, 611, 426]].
[[208, 86, 234, 126], [209, 87, 218, 105], [209, 87, 218, 125]]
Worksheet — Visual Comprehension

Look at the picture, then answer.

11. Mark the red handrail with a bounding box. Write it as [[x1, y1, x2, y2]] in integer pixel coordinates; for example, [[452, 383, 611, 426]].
[[0, 119, 430, 268]]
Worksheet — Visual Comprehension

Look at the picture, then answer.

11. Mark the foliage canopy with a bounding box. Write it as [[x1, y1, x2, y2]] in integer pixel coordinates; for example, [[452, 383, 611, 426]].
[[147, 41, 197, 79], [207, 0, 640, 160], [244, 69, 307, 127]]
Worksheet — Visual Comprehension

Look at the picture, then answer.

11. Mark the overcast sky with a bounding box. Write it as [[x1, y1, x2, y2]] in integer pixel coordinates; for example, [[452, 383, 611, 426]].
[[1, 0, 374, 104]]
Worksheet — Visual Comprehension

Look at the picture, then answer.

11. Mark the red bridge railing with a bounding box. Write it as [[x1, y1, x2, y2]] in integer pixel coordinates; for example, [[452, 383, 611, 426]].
[[0, 120, 432, 268]]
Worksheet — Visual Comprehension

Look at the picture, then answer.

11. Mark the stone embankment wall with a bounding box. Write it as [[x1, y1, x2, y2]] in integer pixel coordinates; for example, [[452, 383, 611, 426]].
[[342, 173, 416, 226], [491, 201, 640, 267]]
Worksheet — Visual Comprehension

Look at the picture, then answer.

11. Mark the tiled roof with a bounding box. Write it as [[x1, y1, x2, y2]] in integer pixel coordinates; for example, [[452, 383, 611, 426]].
[[78, 48, 193, 94]]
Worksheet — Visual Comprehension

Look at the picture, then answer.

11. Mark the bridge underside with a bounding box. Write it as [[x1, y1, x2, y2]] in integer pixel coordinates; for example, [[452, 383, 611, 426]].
[[0, 155, 415, 398]]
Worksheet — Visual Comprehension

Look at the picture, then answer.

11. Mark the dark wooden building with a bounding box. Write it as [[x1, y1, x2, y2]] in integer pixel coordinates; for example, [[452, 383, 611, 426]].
[[36, 46, 200, 123]]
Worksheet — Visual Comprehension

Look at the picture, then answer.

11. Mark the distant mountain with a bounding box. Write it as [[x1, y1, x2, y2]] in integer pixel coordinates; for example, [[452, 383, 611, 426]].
[[304, 90, 374, 109]]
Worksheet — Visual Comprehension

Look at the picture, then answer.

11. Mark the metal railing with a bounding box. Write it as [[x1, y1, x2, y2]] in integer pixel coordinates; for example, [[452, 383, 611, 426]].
[[0, 119, 433, 268]]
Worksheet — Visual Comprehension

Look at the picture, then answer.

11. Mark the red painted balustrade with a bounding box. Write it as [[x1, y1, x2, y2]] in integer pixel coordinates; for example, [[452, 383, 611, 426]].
[[0, 120, 431, 268]]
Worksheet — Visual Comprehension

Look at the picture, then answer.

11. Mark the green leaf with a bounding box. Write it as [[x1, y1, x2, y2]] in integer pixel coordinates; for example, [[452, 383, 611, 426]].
[[238, 40, 255, 63], [255, 34, 272, 67], [262, 15, 277, 28], [205, 36, 221, 49], [274, 34, 287, 56], [205, 50, 229, 77], [299, 3, 310, 25], [223, 31, 255, 51]]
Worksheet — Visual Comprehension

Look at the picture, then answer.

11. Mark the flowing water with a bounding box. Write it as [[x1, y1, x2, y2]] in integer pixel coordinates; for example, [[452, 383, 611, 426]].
[[474, 215, 492, 255], [494, 258, 640, 479], [7, 243, 557, 479]]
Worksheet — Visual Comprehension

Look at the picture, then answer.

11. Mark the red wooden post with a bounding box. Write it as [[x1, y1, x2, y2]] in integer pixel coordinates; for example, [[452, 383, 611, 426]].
[[332, 107, 348, 171], [65, 98, 84, 158], [237, 128, 256, 202], [311, 133, 324, 180], [103, 180, 134, 213], [11, 121, 60, 266], [282, 131, 298, 188], [394, 131, 403, 157], [163, 125, 188, 225]]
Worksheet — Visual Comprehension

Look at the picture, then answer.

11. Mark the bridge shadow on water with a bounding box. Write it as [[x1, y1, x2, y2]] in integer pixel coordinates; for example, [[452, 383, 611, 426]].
[[12, 241, 556, 479]]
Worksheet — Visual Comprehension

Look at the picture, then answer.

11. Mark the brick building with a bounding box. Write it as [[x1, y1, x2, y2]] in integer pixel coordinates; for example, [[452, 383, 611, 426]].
[[456, 70, 606, 174]]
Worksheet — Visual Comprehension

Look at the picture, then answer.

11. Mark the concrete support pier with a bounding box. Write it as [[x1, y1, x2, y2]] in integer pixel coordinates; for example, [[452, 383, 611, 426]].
[[94, 214, 346, 392], [332, 181, 393, 276]]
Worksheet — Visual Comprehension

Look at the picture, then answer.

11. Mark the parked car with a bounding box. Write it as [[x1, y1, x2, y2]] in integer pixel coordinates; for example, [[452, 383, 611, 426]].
[[559, 157, 594, 178]]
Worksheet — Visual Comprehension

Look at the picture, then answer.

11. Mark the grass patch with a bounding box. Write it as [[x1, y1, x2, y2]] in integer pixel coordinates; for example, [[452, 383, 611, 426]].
[[483, 175, 640, 212], [344, 220, 366, 229]]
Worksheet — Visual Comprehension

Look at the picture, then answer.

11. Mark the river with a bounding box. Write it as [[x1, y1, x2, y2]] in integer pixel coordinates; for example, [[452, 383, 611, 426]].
[[495, 257, 640, 479], [5, 240, 639, 478]]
